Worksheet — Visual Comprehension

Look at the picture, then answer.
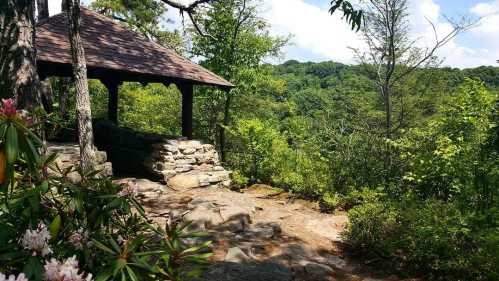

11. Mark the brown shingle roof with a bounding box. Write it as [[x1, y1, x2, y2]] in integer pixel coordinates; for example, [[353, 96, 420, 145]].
[[36, 8, 233, 88]]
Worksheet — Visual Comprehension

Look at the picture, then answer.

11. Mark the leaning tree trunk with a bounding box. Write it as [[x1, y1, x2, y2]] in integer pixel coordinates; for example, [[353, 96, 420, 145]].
[[0, 0, 41, 110], [65, 0, 95, 170]]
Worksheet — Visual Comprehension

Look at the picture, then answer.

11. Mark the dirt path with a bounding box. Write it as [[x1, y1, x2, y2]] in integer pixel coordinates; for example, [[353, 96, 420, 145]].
[[119, 179, 415, 281]]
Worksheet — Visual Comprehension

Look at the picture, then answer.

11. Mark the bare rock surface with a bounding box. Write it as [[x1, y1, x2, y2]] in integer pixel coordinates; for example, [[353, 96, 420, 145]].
[[47, 143, 113, 182], [120, 179, 418, 281]]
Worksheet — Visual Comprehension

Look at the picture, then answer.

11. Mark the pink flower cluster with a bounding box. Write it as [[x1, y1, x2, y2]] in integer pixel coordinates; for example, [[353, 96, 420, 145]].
[[69, 229, 90, 250], [20, 222, 52, 257], [117, 182, 138, 198], [0, 99, 17, 117], [44, 256, 93, 281], [0, 98, 32, 124], [0, 273, 28, 281]]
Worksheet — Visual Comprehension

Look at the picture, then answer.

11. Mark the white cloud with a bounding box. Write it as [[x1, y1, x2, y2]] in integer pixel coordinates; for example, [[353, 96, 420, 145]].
[[470, 0, 499, 43], [262, 0, 363, 64], [262, 0, 498, 68], [48, 0, 62, 15], [471, 0, 499, 16]]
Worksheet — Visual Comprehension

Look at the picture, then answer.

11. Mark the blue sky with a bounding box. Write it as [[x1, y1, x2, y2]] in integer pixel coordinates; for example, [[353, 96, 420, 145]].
[[50, 0, 499, 68]]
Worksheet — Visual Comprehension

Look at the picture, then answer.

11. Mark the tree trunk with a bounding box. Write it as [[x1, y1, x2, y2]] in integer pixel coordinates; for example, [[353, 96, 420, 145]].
[[36, 0, 49, 20], [219, 91, 231, 163], [382, 85, 392, 140], [65, 0, 95, 170], [59, 77, 71, 119], [0, 0, 41, 110]]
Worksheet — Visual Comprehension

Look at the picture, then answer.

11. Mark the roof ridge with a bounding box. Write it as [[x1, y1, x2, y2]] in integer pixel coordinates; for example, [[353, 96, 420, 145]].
[[35, 6, 233, 87]]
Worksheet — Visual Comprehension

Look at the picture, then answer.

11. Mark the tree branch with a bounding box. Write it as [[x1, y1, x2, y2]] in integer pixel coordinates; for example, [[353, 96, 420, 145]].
[[158, 0, 217, 39]]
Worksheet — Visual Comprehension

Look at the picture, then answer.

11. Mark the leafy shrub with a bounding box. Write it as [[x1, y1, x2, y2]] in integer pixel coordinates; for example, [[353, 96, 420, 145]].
[[227, 118, 329, 197], [322, 187, 385, 211], [343, 79, 499, 280], [343, 201, 400, 257], [0, 99, 211, 281], [345, 199, 499, 280]]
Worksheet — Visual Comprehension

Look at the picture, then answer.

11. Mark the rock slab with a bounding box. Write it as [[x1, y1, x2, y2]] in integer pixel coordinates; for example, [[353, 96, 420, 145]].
[[47, 143, 113, 181]]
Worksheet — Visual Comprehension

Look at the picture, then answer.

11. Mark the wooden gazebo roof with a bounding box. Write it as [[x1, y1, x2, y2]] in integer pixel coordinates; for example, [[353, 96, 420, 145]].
[[35, 8, 233, 89]]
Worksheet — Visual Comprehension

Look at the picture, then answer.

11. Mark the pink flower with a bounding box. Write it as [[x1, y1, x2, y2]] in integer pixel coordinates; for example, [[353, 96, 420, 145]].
[[20, 222, 52, 257], [0, 99, 17, 117], [69, 229, 90, 250], [0, 273, 28, 281], [117, 182, 138, 198], [44, 256, 93, 281]]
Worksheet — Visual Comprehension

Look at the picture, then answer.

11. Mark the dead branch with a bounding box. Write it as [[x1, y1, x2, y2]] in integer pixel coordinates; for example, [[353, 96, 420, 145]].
[[159, 0, 217, 39]]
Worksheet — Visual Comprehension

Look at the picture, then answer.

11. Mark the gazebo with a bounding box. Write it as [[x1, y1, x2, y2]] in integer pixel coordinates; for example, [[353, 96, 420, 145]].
[[35, 7, 233, 140]]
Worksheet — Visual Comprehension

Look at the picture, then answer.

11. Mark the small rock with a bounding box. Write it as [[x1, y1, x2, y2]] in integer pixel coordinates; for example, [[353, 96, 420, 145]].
[[168, 173, 200, 190], [213, 166, 225, 171], [225, 247, 251, 263], [182, 148, 196, 155], [175, 165, 193, 173], [301, 261, 334, 281], [195, 262, 293, 281]]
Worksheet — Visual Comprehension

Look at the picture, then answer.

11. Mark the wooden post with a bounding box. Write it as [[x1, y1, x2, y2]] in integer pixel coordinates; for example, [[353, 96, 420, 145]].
[[178, 83, 194, 139], [101, 79, 121, 124]]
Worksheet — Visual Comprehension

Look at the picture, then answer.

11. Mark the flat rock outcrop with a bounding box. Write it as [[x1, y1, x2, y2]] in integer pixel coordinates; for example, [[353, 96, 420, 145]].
[[116, 179, 413, 281], [47, 143, 113, 181]]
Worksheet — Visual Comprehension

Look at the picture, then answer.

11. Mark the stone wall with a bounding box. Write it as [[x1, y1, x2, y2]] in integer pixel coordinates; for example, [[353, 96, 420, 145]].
[[146, 139, 231, 189], [47, 143, 113, 181], [93, 121, 231, 188]]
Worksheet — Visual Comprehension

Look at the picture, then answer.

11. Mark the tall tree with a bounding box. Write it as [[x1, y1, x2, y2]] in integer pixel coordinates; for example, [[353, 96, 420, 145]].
[[65, 0, 95, 169], [356, 0, 472, 140], [189, 0, 287, 161], [352, 0, 473, 177], [0, 0, 41, 110]]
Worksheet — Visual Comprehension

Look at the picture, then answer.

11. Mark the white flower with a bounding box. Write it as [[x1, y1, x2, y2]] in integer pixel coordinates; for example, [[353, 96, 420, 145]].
[[0, 273, 28, 281], [20, 222, 52, 257], [117, 182, 138, 198], [44, 256, 93, 281], [69, 229, 89, 250]]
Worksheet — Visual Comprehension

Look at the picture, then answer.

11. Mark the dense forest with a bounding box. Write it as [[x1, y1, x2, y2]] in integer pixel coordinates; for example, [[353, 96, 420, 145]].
[[1, 0, 498, 280]]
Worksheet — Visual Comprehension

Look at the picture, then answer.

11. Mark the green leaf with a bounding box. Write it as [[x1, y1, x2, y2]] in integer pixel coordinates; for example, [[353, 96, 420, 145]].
[[23, 256, 44, 281], [95, 267, 114, 281], [49, 215, 62, 240], [92, 239, 117, 255], [125, 265, 139, 281], [5, 125, 18, 164], [113, 258, 127, 276]]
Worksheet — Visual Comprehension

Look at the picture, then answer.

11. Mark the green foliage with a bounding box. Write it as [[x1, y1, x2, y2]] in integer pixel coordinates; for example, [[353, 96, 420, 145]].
[[344, 201, 399, 256], [329, 0, 364, 31], [342, 79, 499, 280], [0, 103, 211, 280], [188, 0, 289, 155], [119, 83, 181, 135], [228, 118, 329, 196]]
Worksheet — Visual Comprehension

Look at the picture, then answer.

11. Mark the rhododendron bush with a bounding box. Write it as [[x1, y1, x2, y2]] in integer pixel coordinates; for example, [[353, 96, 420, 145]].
[[0, 99, 212, 281]]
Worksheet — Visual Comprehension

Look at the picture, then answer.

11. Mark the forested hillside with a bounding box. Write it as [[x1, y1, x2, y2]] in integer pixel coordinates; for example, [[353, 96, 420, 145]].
[[69, 60, 498, 279]]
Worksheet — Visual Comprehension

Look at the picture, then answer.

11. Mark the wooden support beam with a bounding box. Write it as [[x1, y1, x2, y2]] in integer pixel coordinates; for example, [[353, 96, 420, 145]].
[[178, 83, 194, 140], [101, 79, 122, 125]]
